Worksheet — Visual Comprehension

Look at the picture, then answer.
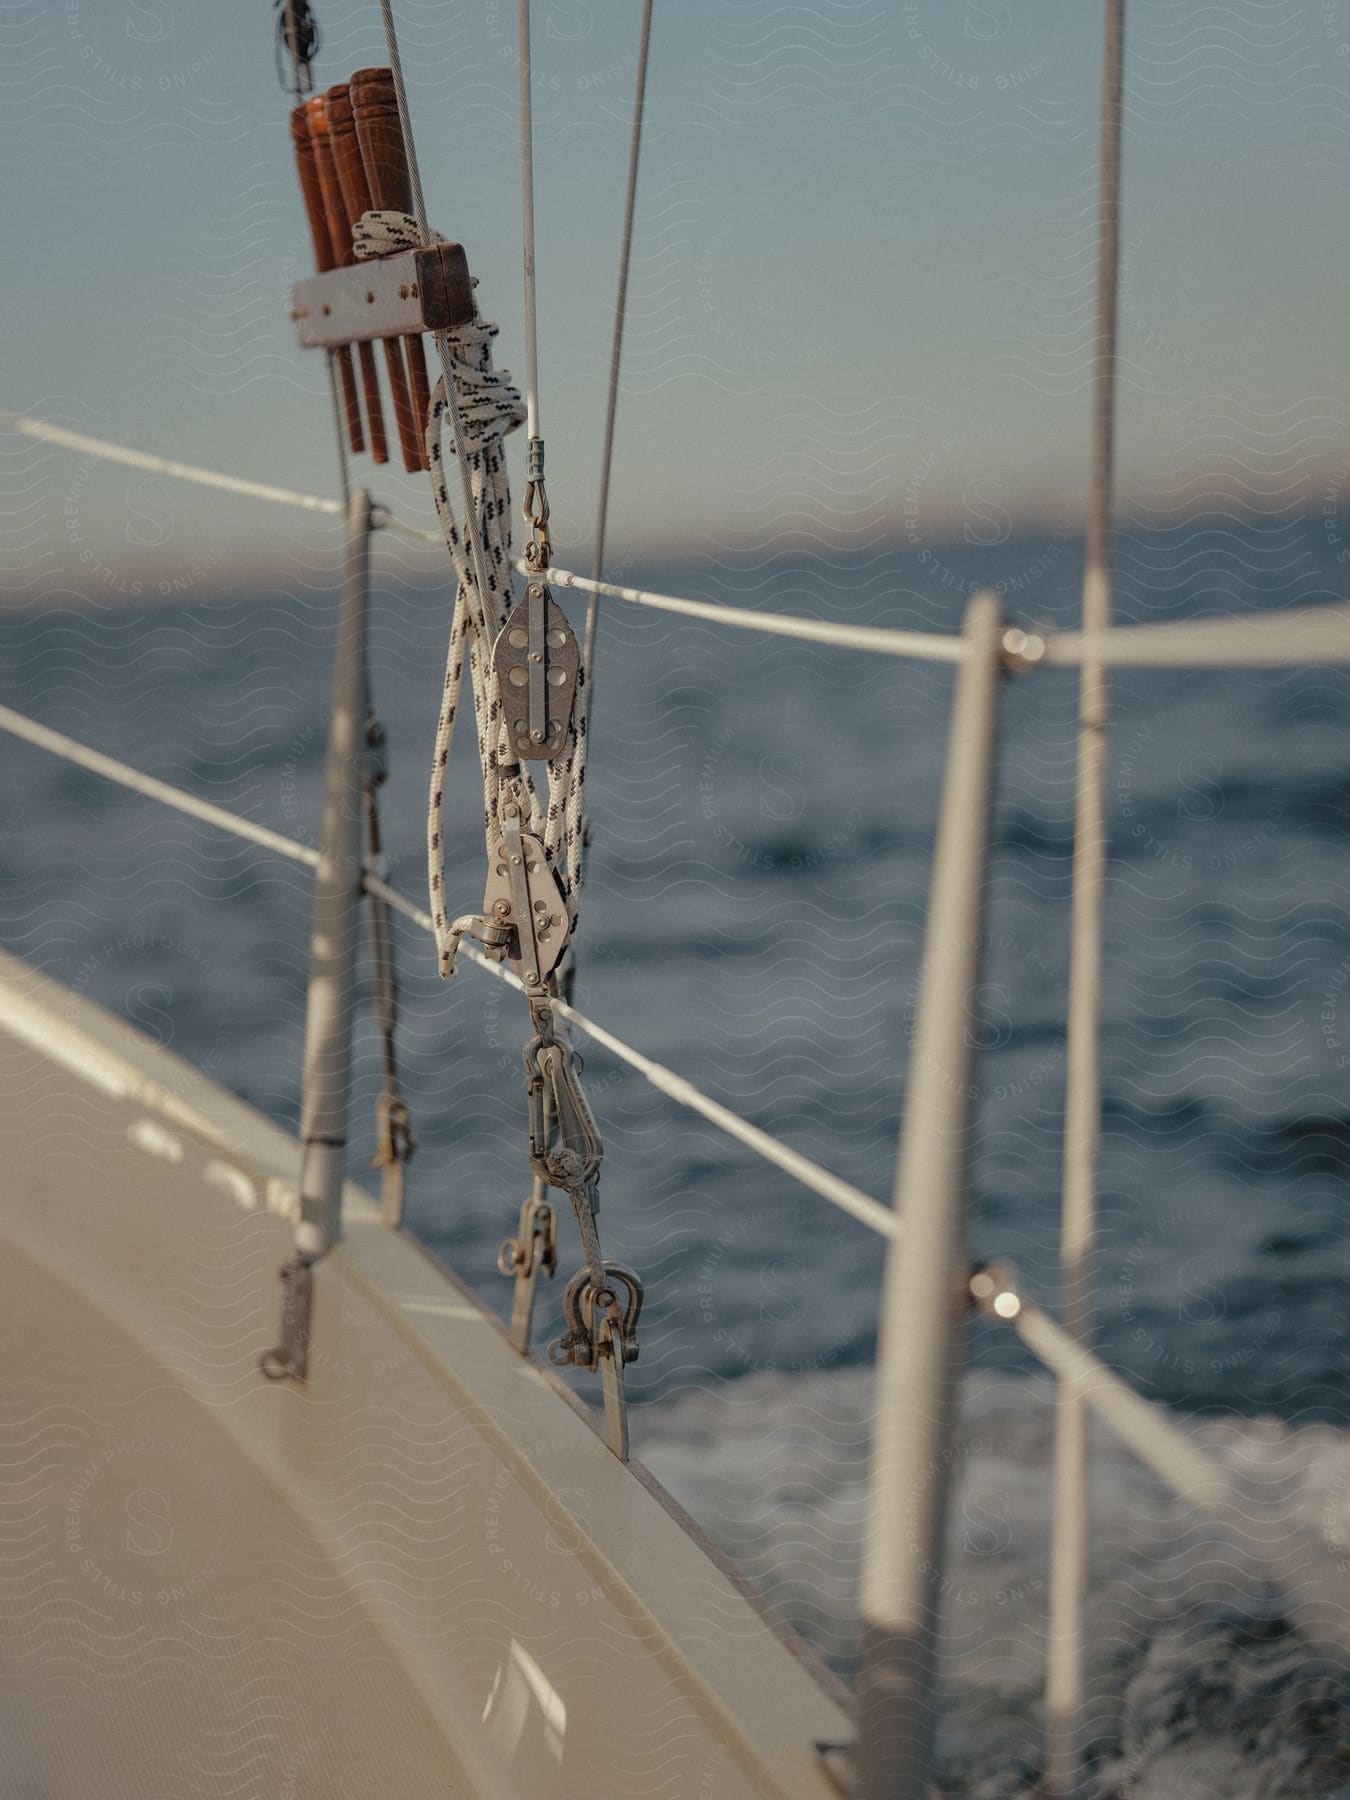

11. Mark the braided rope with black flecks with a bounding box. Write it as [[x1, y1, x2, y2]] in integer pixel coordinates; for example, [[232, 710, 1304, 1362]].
[[355, 210, 591, 978]]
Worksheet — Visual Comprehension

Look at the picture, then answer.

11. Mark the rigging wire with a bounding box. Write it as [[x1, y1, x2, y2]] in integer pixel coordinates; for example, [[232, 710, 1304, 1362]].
[[373, 0, 564, 978], [0, 684, 890, 1239], [0, 702, 320, 870], [515, 0, 550, 566], [517, 0, 542, 450], [325, 351, 353, 511], [360, 874, 899, 1240], [15, 411, 1349, 670], [527, 561, 968, 662], [2, 408, 975, 661], [1045, 2, 1127, 1792], [2, 414, 343, 515], [586, 0, 655, 673]]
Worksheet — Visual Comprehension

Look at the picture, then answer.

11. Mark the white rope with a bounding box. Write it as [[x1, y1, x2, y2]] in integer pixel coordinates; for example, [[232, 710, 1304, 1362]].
[[1041, 602, 1350, 668], [354, 210, 589, 974], [20, 417, 1350, 673], [2, 414, 343, 516], [0, 704, 890, 1251], [0, 703, 320, 869], [0, 415, 970, 660], [530, 563, 970, 663], [372, 10, 510, 676], [368, 2, 583, 985], [978, 1277, 1232, 1508], [362, 873, 897, 1238]]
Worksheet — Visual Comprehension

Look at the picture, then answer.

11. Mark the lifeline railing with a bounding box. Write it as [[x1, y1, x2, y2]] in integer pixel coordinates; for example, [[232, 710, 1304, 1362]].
[[6, 410, 1350, 1799], [8, 0, 1345, 1790]]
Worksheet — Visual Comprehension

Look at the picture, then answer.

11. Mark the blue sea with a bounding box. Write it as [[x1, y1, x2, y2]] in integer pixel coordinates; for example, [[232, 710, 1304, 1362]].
[[2, 516, 1348, 1795]]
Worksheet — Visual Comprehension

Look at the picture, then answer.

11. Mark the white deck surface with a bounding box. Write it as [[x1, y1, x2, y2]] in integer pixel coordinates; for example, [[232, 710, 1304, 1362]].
[[0, 949, 849, 1800]]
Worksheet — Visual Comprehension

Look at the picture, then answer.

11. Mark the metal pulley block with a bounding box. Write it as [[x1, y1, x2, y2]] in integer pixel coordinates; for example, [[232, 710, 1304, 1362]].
[[492, 578, 579, 761], [482, 801, 572, 987]]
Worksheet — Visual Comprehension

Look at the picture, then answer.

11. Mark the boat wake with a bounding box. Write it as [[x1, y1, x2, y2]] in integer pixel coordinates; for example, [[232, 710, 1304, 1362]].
[[638, 1368, 1350, 1798]]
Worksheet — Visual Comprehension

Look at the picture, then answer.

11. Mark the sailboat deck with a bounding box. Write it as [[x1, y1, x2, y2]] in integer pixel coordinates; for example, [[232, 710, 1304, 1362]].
[[0, 949, 848, 1800]]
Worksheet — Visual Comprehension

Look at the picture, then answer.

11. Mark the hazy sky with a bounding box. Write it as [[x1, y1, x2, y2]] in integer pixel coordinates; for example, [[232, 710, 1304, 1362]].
[[2, 0, 1348, 597]]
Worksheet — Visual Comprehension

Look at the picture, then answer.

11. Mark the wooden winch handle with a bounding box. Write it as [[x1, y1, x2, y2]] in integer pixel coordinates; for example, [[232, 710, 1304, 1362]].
[[326, 84, 422, 473], [291, 102, 364, 457], [350, 66, 433, 448], [306, 93, 389, 466], [349, 67, 415, 214]]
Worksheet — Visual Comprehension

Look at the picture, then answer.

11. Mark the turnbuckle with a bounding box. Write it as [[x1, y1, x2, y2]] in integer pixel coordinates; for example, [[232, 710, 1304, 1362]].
[[524, 1029, 601, 1196], [549, 1262, 643, 1460]]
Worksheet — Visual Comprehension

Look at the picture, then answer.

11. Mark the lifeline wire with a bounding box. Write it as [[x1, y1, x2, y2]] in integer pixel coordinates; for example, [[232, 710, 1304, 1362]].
[[0, 683, 882, 1239], [13, 416, 1350, 670]]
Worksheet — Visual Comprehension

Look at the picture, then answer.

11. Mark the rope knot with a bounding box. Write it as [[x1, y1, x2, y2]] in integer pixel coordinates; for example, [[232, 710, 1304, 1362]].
[[351, 208, 438, 260]]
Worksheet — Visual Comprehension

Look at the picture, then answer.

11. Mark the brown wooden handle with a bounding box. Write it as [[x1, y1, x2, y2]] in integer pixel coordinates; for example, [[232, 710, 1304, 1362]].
[[291, 102, 364, 457], [323, 85, 373, 244], [350, 68, 435, 470], [307, 93, 388, 466], [349, 67, 416, 215], [291, 103, 336, 272], [328, 82, 421, 472], [305, 95, 353, 265]]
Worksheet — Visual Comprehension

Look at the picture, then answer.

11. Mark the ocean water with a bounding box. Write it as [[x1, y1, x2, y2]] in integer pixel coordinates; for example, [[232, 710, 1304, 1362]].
[[1, 517, 1348, 1794]]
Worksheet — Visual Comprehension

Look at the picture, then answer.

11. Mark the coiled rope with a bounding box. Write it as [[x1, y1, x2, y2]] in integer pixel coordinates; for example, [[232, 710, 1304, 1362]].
[[352, 207, 588, 976]]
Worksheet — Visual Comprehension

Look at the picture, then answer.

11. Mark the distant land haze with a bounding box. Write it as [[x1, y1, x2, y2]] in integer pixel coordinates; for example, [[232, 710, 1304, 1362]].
[[0, 2, 1344, 575]]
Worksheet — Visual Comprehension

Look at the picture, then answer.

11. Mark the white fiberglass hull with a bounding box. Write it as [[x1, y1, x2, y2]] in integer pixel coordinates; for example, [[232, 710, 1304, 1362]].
[[0, 949, 849, 1799]]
